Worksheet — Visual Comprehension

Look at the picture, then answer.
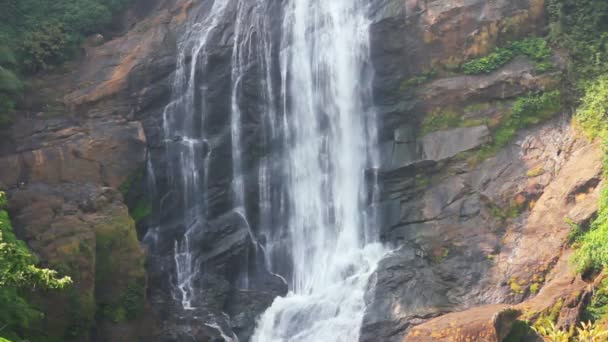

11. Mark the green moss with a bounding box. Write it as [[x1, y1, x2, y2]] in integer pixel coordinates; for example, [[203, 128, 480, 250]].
[[462, 37, 554, 75], [118, 168, 144, 197], [98, 278, 145, 323], [130, 199, 151, 224], [504, 320, 536, 342], [399, 69, 438, 91], [421, 107, 462, 135], [527, 166, 545, 178], [530, 282, 541, 294], [509, 277, 525, 294], [94, 210, 145, 324], [471, 90, 562, 163], [64, 287, 95, 339], [489, 199, 525, 224], [415, 174, 431, 189]]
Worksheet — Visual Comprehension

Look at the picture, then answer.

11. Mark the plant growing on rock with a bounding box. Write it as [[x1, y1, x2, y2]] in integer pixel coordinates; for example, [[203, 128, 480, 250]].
[[576, 321, 608, 341], [0, 191, 72, 341], [461, 37, 554, 75]]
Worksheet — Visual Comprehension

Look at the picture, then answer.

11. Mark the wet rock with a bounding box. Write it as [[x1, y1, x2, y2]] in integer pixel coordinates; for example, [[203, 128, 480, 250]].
[[421, 126, 490, 162]]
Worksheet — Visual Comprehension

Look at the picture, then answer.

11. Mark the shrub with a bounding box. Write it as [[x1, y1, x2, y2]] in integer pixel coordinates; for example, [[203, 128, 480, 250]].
[[20, 22, 69, 72], [471, 91, 562, 163], [462, 38, 554, 75], [572, 187, 608, 272], [0, 191, 72, 340], [575, 75, 608, 139]]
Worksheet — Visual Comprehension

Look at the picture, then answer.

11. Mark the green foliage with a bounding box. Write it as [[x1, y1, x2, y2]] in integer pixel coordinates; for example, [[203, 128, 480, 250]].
[[462, 38, 554, 75], [527, 166, 545, 178], [421, 108, 461, 135], [20, 22, 69, 72], [0, 191, 72, 340], [119, 168, 144, 197], [400, 69, 438, 91], [566, 217, 584, 245], [574, 75, 608, 139], [534, 320, 571, 342], [530, 282, 541, 294], [572, 186, 608, 273], [576, 321, 608, 341], [462, 47, 514, 75], [130, 199, 152, 224], [99, 279, 145, 323], [0, 195, 71, 290], [0, 0, 132, 126], [472, 90, 562, 162], [547, 0, 608, 82], [504, 320, 537, 342], [582, 278, 608, 323], [490, 200, 525, 223]]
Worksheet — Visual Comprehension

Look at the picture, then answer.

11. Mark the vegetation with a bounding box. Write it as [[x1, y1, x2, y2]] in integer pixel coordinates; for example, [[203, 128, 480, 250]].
[[572, 185, 608, 272], [533, 320, 608, 342], [582, 278, 608, 323], [0, 192, 72, 341], [548, 0, 608, 277], [400, 69, 438, 91], [461, 37, 554, 75], [421, 108, 462, 135], [0, 0, 131, 126], [472, 90, 562, 163]]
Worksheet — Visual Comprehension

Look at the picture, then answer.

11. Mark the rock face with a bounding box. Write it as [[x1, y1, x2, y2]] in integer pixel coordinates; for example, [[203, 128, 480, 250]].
[[1, 0, 602, 341]]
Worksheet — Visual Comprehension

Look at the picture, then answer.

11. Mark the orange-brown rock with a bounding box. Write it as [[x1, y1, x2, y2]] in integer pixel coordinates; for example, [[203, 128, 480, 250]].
[[405, 305, 518, 342]]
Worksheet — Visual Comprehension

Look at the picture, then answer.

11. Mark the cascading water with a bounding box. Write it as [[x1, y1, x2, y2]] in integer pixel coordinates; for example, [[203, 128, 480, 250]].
[[252, 0, 386, 340], [150, 0, 385, 338], [159, 0, 232, 309]]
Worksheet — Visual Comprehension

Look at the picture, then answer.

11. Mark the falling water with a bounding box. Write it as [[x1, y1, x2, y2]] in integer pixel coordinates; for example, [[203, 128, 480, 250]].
[[252, 0, 386, 340], [156, 0, 385, 338], [161, 0, 231, 310]]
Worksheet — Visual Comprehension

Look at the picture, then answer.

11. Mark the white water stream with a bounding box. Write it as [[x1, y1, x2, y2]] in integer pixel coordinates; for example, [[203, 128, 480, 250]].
[[160, 0, 385, 339], [252, 0, 386, 341]]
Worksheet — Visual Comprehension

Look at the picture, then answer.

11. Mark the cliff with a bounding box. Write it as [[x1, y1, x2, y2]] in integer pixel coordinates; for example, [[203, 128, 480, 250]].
[[0, 0, 604, 341]]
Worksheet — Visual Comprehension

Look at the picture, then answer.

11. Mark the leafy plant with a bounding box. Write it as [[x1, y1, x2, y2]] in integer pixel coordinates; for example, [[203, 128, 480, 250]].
[[0, 0, 133, 125], [572, 186, 608, 273], [421, 107, 461, 135], [0, 191, 72, 340], [471, 90, 562, 163], [576, 321, 608, 341], [534, 321, 572, 342], [462, 37, 554, 75], [574, 75, 608, 139]]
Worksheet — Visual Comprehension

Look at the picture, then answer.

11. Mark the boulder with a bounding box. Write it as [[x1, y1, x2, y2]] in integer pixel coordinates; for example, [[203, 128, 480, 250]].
[[405, 305, 519, 342]]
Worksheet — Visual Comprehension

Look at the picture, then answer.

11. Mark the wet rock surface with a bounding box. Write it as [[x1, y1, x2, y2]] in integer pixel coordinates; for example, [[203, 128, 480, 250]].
[[0, 0, 601, 341]]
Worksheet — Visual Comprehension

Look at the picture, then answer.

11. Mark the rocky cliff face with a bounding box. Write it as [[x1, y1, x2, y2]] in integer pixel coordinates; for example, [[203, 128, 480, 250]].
[[0, 0, 600, 341]]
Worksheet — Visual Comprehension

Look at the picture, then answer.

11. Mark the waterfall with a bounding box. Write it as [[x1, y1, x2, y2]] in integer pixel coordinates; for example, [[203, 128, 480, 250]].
[[252, 0, 386, 340], [160, 0, 232, 309], [152, 0, 385, 338]]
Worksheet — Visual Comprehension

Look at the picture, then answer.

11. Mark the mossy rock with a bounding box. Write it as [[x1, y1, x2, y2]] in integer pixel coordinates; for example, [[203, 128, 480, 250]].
[[93, 205, 146, 323]]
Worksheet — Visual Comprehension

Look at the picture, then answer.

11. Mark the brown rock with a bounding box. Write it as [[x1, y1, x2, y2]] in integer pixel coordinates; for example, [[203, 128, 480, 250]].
[[405, 305, 519, 342]]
